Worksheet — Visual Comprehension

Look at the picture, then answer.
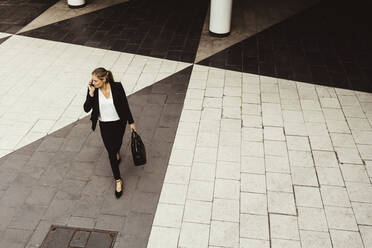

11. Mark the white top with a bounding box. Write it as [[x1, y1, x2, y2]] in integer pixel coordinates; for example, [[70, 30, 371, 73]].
[[98, 87, 120, 122]]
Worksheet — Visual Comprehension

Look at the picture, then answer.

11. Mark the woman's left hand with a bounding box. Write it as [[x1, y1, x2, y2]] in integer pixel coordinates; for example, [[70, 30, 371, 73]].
[[130, 123, 136, 132]]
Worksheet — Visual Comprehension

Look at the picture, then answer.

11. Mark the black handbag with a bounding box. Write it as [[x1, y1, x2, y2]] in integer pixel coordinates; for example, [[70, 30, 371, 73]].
[[131, 131, 146, 166]]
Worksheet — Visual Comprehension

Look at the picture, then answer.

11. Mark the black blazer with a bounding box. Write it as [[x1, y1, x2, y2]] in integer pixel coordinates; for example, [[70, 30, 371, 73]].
[[83, 82, 134, 131]]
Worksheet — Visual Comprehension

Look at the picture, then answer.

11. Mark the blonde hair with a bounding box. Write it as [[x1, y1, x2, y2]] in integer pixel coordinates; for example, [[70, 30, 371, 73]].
[[92, 67, 114, 83]]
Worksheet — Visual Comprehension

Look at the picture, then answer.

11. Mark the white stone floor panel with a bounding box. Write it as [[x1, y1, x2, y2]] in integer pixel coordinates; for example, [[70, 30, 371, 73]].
[[148, 64, 372, 248]]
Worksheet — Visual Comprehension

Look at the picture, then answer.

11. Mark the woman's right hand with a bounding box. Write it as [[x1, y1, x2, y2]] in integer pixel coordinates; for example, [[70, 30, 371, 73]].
[[88, 80, 95, 97]]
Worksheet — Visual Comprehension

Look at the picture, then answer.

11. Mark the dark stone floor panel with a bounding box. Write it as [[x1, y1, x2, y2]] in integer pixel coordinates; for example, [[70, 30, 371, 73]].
[[0, 66, 193, 247], [19, 0, 209, 63], [198, 0, 372, 93], [0, 0, 59, 34]]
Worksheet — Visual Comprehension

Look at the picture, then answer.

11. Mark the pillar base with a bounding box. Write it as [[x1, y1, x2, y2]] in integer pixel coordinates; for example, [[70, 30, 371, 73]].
[[68, 3, 86, 8], [209, 30, 231, 38]]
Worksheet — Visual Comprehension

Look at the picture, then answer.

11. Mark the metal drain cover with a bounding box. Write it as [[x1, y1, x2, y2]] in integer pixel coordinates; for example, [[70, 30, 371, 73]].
[[40, 225, 117, 248]]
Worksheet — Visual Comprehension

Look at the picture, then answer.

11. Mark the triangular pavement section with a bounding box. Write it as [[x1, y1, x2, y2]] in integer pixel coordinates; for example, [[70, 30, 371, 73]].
[[0, 35, 11, 45], [17, 0, 130, 34], [198, 0, 372, 93], [0, 0, 59, 34], [0, 34, 191, 158], [0, 65, 193, 248], [18, 0, 210, 63], [195, 0, 319, 63]]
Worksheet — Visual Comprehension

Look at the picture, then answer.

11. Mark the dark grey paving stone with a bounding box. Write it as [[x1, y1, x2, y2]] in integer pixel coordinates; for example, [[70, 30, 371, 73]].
[[19, 0, 209, 63], [199, 0, 372, 93], [0, 0, 59, 33], [86, 231, 114, 248]]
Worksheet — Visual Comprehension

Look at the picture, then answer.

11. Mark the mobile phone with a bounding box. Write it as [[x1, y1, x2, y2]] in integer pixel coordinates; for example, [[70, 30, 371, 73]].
[[89, 80, 94, 87]]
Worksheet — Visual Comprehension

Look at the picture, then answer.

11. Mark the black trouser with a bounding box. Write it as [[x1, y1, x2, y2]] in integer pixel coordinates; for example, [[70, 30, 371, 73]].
[[99, 120, 126, 180]]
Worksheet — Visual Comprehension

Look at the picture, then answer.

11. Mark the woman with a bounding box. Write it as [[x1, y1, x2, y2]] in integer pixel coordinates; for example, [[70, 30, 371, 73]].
[[83, 67, 136, 199]]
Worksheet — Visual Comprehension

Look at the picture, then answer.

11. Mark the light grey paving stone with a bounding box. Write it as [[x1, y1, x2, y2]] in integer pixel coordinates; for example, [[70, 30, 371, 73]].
[[262, 114, 283, 127], [288, 150, 314, 167], [284, 122, 308, 136], [147, 226, 180, 248], [297, 207, 328, 232], [241, 156, 265, 174], [240, 214, 269, 240], [338, 95, 359, 106], [186, 180, 214, 202], [334, 147, 363, 164], [346, 182, 372, 203], [164, 165, 191, 184], [218, 145, 241, 162], [320, 97, 341, 108], [282, 110, 304, 123], [309, 134, 333, 151], [67, 216, 95, 229], [317, 167, 345, 186], [241, 127, 263, 141], [291, 166, 319, 187], [210, 220, 239, 247], [326, 119, 351, 133], [241, 141, 264, 157], [324, 206, 358, 231], [199, 120, 220, 134], [265, 156, 290, 173], [240, 238, 270, 248], [176, 122, 199, 136], [197, 133, 218, 147], [321, 186, 351, 207], [270, 214, 299, 240], [169, 149, 194, 166], [323, 108, 345, 121], [216, 161, 240, 180], [242, 115, 262, 128], [351, 202, 372, 225], [263, 126, 285, 141], [214, 178, 240, 200], [179, 222, 209, 248], [173, 135, 197, 150], [340, 164, 370, 183], [262, 92, 280, 103], [203, 97, 222, 108], [194, 146, 218, 164], [153, 203, 183, 228], [300, 230, 332, 248], [241, 192, 267, 215], [287, 136, 311, 151], [219, 131, 241, 147], [330, 133, 357, 148], [301, 99, 321, 111], [223, 106, 241, 119], [183, 200, 212, 224], [305, 122, 328, 136], [312, 151, 338, 168], [220, 119, 241, 132], [268, 191, 296, 215], [330, 229, 364, 248], [303, 110, 325, 123], [347, 117, 372, 131], [357, 144, 372, 160], [271, 239, 301, 248], [359, 225, 372, 248], [190, 162, 215, 181], [201, 108, 221, 120], [8, 204, 48, 230], [352, 130, 372, 145], [159, 183, 188, 205], [366, 160, 372, 178], [294, 186, 323, 208], [266, 172, 293, 193], [212, 198, 239, 222], [241, 173, 266, 193], [264, 140, 288, 157], [262, 103, 281, 114]]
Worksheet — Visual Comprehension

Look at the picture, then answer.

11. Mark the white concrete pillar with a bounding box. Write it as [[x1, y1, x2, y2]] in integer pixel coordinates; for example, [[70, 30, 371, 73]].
[[209, 0, 233, 37], [67, 0, 86, 8]]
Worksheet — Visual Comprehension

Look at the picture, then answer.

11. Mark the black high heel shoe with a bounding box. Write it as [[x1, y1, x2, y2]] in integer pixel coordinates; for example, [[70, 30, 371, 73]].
[[115, 178, 123, 199]]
